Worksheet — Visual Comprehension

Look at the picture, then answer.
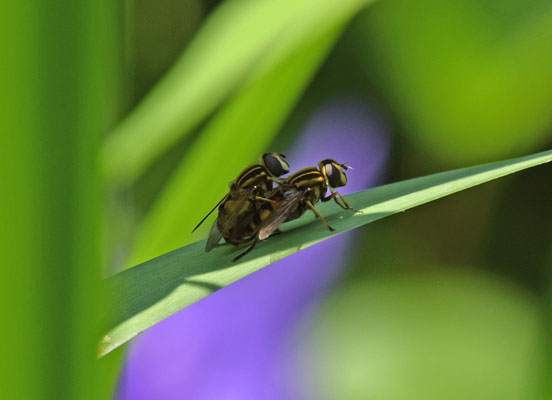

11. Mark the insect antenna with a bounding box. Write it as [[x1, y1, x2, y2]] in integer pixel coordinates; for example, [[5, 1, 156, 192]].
[[191, 194, 228, 233]]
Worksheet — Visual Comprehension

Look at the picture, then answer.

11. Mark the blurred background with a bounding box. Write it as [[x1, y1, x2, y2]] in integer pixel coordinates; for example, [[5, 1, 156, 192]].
[[3, 0, 552, 399]]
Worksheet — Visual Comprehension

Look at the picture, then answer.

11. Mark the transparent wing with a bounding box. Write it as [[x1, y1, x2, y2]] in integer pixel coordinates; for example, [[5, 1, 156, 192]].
[[216, 186, 256, 239], [205, 219, 223, 252], [258, 190, 303, 240]]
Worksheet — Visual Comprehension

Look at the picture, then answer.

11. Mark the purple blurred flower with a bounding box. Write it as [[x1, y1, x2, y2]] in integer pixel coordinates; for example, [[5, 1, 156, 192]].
[[117, 96, 390, 400]]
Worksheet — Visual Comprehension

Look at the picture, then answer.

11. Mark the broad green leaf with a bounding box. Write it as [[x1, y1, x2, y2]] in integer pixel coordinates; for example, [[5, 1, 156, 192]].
[[127, 24, 344, 266], [101, 0, 374, 184], [99, 149, 552, 357]]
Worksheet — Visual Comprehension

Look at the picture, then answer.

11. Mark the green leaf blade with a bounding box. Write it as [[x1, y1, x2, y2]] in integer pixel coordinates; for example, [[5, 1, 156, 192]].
[[100, 149, 551, 357], [101, 0, 374, 184]]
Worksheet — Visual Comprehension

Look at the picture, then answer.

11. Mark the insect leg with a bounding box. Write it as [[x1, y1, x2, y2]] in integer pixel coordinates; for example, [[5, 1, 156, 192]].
[[268, 176, 295, 190], [321, 191, 347, 208], [232, 240, 258, 262], [253, 196, 278, 205], [306, 200, 335, 231], [322, 191, 362, 212]]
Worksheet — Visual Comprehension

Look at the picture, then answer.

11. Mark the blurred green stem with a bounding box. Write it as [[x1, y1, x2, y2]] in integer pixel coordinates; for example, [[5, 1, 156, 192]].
[[0, 1, 121, 399]]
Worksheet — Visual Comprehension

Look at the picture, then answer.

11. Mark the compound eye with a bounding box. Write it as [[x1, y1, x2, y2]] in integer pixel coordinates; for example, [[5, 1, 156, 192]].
[[262, 153, 290, 177], [325, 162, 347, 188]]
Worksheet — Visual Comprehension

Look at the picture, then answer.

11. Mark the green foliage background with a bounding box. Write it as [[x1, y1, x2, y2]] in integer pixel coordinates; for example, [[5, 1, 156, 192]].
[[2, 0, 551, 398]]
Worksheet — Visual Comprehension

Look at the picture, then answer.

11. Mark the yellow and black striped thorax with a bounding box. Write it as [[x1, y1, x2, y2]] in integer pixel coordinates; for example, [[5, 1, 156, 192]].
[[235, 164, 272, 192], [286, 167, 326, 191]]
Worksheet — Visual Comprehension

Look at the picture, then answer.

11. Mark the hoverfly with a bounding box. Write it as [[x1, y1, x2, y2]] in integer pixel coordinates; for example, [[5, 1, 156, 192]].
[[232, 159, 358, 261], [192, 153, 290, 252]]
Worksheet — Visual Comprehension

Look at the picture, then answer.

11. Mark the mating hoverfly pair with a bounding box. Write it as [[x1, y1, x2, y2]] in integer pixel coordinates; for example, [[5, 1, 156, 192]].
[[192, 153, 358, 261]]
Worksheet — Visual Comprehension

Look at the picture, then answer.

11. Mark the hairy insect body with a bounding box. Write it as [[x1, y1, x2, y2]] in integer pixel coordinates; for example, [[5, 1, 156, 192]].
[[282, 167, 327, 223], [216, 185, 261, 246], [191, 153, 290, 252], [234, 165, 270, 191]]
